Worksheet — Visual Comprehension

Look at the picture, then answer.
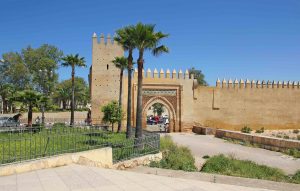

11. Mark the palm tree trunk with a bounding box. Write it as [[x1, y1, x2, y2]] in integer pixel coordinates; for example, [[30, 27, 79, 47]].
[[28, 104, 33, 127], [135, 50, 144, 139], [117, 69, 123, 133], [126, 51, 133, 138], [3, 97, 8, 113], [70, 65, 75, 126], [62, 100, 66, 110]]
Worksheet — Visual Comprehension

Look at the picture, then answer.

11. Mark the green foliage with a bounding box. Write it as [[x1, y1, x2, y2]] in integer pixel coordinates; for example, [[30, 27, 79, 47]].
[[292, 171, 300, 183], [297, 135, 300, 140], [12, 90, 42, 107], [201, 154, 289, 183], [189, 67, 208, 86], [101, 101, 123, 131], [52, 77, 89, 109], [112, 56, 128, 70], [62, 54, 86, 68], [255, 127, 264, 133], [0, 126, 128, 164], [152, 103, 164, 116], [159, 135, 174, 151], [22, 44, 63, 92], [150, 136, 197, 172], [284, 149, 300, 158], [283, 135, 290, 139], [293, 129, 299, 134], [203, 155, 210, 159], [241, 126, 252, 133]]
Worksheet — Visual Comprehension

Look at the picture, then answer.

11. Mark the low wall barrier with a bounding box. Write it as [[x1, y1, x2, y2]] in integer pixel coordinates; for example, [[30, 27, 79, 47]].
[[192, 126, 216, 135], [215, 129, 300, 151]]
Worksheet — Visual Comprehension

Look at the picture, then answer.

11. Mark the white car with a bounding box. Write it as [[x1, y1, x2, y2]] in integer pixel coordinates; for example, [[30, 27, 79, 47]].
[[0, 117, 20, 127]]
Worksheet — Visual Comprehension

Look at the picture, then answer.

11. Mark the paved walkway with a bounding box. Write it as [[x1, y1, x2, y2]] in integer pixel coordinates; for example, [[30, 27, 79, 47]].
[[168, 133, 300, 174], [0, 164, 275, 191]]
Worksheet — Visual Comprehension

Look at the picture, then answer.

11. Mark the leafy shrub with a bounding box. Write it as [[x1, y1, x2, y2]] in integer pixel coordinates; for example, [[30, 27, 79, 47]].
[[160, 135, 174, 151], [203, 155, 210, 159], [283, 135, 290, 139], [52, 123, 67, 128], [241, 126, 252, 133], [284, 149, 300, 158], [150, 136, 197, 172], [292, 171, 300, 184], [255, 127, 264, 133], [297, 135, 300, 140], [201, 154, 287, 182], [293, 129, 299, 134]]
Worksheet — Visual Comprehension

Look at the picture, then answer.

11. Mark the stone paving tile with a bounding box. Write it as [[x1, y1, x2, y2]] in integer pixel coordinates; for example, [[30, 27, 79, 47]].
[[0, 165, 277, 191]]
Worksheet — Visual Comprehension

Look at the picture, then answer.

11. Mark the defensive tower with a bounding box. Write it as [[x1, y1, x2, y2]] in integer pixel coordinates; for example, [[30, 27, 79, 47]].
[[90, 33, 124, 122]]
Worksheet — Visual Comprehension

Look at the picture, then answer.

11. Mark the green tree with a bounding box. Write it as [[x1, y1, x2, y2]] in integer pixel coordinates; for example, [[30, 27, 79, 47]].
[[188, 67, 208, 86], [62, 54, 86, 126], [114, 25, 136, 138], [132, 23, 169, 138], [11, 90, 42, 126], [112, 56, 128, 133], [101, 101, 123, 132], [1, 52, 30, 90], [22, 44, 63, 93], [53, 77, 89, 110], [152, 103, 165, 116], [0, 84, 15, 113]]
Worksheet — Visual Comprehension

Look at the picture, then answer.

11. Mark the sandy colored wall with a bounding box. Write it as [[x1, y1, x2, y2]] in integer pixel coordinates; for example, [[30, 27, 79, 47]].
[[90, 33, 124, 123], [193, 83, 300, 130]]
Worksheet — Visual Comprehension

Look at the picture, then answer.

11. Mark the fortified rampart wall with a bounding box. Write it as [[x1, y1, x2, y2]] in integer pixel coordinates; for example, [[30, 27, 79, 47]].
[[90, 32, 300, 131], [193, 78, 300, 130]]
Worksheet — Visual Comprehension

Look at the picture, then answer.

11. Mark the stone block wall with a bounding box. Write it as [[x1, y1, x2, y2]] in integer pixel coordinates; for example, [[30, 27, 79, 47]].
[[215, 129, 300, 151]]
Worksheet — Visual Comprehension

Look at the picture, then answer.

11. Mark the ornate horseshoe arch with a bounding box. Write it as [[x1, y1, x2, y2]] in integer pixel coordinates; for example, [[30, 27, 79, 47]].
[[138, 86, 182, 132], [142, 96, 177, 132]]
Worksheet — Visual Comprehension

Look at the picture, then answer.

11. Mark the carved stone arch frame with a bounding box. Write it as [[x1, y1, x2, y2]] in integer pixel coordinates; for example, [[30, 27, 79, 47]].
[[142, 96, 177, 132]]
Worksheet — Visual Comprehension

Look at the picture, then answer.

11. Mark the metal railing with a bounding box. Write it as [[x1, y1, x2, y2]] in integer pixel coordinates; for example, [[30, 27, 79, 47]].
[[0, 125, 160, 165]]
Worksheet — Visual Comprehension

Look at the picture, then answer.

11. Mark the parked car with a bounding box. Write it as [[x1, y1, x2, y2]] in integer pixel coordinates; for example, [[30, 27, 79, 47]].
[[147, 118, 157, 125], [0, 117, 20, 127]]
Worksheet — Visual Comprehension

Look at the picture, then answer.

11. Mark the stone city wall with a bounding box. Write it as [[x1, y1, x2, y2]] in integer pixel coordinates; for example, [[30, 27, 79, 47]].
[[193, 78, 300, 131]]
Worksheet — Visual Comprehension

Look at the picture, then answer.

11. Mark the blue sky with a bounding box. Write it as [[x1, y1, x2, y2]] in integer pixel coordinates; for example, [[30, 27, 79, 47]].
[[1, 0, 299, 85]]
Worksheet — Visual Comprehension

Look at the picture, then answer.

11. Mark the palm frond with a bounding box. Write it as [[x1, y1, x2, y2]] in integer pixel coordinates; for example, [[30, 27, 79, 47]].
[[152, 45, 169, 56]]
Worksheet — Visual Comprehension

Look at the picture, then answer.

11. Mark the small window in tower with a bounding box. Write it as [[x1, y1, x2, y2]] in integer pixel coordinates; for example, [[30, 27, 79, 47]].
[[107, 64, 109, 70]]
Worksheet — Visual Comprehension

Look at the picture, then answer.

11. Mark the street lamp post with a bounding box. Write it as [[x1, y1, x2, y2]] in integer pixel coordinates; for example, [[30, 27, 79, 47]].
[[39, 69, 53, 125]]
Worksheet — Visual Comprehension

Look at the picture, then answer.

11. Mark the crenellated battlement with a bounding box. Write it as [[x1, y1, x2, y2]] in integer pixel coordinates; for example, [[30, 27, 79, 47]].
[[217, 78, 300, 89], [133, 68, 194, 80], [92, 32, 120, 46]]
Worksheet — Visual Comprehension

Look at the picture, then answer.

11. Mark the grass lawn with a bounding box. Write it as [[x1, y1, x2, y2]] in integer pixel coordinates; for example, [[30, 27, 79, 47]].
[[201, 154, 300, 184], [0, 125, 135, 164]]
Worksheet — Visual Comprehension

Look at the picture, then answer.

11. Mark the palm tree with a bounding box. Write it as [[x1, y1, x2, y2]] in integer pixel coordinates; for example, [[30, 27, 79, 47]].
[[132, 23, 169, 138], [12, 90, 42, 126], [114, 26, 136, 138], [112, 56, 128, 133], [62, 54, 86, 126]]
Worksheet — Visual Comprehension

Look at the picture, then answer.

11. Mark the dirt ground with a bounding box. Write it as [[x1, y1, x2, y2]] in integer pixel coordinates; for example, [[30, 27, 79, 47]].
[[251, 129, 300, 141]]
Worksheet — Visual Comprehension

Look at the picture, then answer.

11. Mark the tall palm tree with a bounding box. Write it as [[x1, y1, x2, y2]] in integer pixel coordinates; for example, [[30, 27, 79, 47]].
[[62, 54, 86, 126], [132, 23, 169, 138], [112, 56, 128, 133], [114, 26, 136, 138]]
